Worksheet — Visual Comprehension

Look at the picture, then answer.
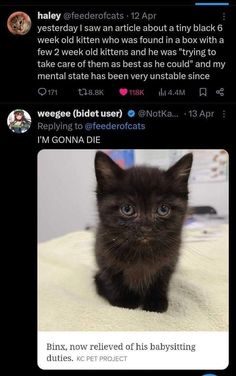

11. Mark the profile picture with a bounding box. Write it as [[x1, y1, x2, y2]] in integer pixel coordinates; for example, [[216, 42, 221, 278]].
[[7, 109, 31, 134], [7, 11, 32, 36]]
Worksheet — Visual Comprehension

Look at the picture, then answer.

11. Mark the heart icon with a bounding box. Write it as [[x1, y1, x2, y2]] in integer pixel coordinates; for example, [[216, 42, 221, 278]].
[[119, 88, 128, 96]]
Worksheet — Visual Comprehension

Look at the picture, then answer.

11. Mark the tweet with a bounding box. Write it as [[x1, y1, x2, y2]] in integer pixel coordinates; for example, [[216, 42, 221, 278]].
[[0, 0, 233, 375], [36, 11, 225, 84]]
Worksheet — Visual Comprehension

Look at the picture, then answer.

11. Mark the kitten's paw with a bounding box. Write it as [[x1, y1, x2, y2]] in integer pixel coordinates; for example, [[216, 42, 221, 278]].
[[111, 296, 140, 309], [94, 272, 106, 297], [143, 297, 168, 313], [95, 273, 140, 309]]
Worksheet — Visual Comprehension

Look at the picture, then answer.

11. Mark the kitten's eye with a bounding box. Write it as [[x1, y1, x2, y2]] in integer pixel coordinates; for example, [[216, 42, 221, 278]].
[[156, 204, 171, 217], [120, 204, 136, 217]]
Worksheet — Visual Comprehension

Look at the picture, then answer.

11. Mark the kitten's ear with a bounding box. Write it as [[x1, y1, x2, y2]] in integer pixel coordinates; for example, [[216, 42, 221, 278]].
[[95, 151, 124, 191], [166, 153, 193, 187]]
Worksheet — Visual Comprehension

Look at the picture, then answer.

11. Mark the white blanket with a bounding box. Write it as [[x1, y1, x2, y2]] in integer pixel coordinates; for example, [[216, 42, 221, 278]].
[[38, 226, 228, 331]]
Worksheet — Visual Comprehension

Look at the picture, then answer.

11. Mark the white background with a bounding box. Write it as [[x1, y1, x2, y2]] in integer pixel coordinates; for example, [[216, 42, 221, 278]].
[[38, 331, 229, 370]]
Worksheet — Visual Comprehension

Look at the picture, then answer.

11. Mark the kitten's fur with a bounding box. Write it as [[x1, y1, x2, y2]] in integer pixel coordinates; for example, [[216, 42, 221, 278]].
[[94, 151, 193, 312], [9, 15, 31, 35]]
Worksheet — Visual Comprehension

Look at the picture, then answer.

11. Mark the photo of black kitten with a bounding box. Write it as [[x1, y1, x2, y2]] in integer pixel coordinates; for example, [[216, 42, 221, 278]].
[[94, 151, 193, 313]]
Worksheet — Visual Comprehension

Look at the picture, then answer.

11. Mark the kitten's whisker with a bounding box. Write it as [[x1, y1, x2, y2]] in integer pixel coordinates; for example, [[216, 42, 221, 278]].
[[182, 246, 212, 261], [101, 238, 129, 256]]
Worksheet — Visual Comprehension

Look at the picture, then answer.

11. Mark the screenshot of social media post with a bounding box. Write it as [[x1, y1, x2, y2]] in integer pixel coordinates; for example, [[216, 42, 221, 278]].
[[0, 0, 234, 374]]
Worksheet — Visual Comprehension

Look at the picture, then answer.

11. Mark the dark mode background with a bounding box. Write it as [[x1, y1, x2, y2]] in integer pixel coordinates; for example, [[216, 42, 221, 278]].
[[0, 0, 234, 374]]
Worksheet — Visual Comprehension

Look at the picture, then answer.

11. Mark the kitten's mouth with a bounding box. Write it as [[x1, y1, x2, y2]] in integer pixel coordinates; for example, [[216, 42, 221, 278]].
[[139, 236, 151, 244]]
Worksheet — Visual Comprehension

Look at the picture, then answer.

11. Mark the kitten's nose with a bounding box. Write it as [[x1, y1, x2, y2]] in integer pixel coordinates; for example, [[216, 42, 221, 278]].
[[140, 225, 152, 234]]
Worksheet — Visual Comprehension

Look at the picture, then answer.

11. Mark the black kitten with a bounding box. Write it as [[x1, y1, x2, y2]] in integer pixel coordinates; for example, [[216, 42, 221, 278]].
[[94, 151, 193, 313]]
